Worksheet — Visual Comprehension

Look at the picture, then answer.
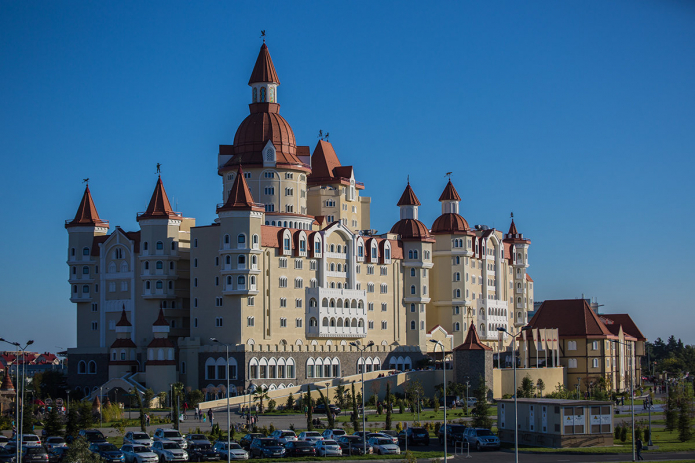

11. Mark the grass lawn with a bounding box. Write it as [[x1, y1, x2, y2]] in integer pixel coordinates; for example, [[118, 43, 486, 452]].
[[334, 407, 497, 424]]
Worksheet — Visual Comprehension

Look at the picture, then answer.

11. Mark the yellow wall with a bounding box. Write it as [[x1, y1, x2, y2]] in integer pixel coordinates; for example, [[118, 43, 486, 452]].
[[492, 367, 565, 398]]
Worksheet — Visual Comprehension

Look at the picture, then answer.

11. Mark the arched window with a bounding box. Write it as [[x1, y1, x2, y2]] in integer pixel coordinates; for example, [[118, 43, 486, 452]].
[[410, 285, 416, 295], [78, 361, 86, 374], [238, 234, 246, 244], [310, 317, 318, 327], [410, 320, 416, 330], [144, 262, 149, 270], [224, 235, 230, 244], [88, 360, 97, 374], [146, 281, 151, 290], [156, 241, 163, 250], [83, 247, 90, 256], [322, 317, 329, 326], [156, 281, 163, 289], [156, 261, 163, 269], [260, 87, 266, 102], [252, 87, 257, 102]]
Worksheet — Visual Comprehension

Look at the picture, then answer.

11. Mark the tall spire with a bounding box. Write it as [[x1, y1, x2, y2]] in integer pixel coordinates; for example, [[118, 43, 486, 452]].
[[137, 176, 180, 221], [217, 166, 264, 212], [249, 43, 280, 85], [65, 185, 109, 229], [438, 179, 461, 215], [0, 370, 14, 391]]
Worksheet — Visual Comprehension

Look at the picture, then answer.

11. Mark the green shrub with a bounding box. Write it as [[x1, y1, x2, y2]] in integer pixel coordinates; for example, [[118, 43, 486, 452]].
[[614, 425, 621, 440], [620, 425, 628, 443], [267, 399, 276, 413]]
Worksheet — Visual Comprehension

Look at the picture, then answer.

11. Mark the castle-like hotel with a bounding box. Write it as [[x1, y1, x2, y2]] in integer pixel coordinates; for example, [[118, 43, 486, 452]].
[[65, 42, 534, 396]]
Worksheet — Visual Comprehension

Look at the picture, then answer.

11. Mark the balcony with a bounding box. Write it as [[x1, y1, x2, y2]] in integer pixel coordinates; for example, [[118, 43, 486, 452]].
[[305, 287, 367, 338]]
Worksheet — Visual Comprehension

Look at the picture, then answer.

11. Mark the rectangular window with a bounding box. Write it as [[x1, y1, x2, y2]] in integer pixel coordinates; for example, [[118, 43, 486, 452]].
[[215, 297, 223, 307], [194, 317, 198, 328], [279, 258, 287, 268], [280, 298, 287, 308], [381, 303, 387, 311], [247, 296, 255, 306], [215, 317, 223, 327], [280, 318, 287, 327], [91, 303, 98, 312], [296, 318, 302, 328], [247, 317, 254, 327], [295, 259, 303, 269], [91, 322, 98, 330], [368, 303, 374, 311], [310, 260, 317, 270]]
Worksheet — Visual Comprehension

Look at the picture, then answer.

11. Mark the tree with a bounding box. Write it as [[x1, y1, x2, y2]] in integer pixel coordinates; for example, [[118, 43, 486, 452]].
[[404, 379, 424, 416], [471, 376, 492, 429], [43, 404, 63, 437], [351, 383, 360, 432], [518, 375, 535, 398], [172, 382, 184, 430], [385, 383, 392, 430], [33, 371, 67, 401], [678, 384, 693, 442], [286, 393, 295, 411], [188, 389, 204, 409], [157, 391, 167, 408], [22, 403, 35, 434], [63, 437, 102, 463], [317, 388, 334, 429], [335, 384, 347, 413], [536, 379, 546, 398], [253, 386, 269, 414], [78, 400, 94, 430], [665, 387, 678, 432], [306, 384, 313, 431], [65, 402, 79, 437], [143, 388, 155, 408], [131, 389, 146, 432]]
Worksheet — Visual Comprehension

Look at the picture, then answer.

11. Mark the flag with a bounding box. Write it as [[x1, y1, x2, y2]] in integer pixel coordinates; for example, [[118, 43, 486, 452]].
[[532, 328, 539, 352]]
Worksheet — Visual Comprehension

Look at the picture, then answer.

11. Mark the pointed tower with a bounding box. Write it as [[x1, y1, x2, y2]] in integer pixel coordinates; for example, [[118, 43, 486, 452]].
[[0, 370, 14, 392], [109, 306, 138, 378], [504, 215, 531, 327], [137, 176, 189, 331], [145, 309, 177, 394], [249, 41, 280, 104], [66, 184, 108, 308]]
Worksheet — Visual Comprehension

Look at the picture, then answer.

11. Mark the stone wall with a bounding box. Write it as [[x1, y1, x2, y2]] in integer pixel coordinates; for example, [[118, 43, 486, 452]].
[[453, 349, 493, 395]]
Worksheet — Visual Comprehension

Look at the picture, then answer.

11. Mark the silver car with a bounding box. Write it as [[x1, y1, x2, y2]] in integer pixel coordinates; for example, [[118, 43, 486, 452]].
[[121, 444, 158, 463], [368, 437, 401, 455], [315, 440, 342, 457], [151, 441, 188, 462], [124, 432, 153, 448], [463, 428, 501, 451], [212, 442, 248, 461]]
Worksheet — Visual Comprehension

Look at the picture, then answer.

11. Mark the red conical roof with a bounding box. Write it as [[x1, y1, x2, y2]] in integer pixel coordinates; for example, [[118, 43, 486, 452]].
[[137, 176, 180, 221], [116, 305, 131, 327], [249, 43, 280, 85], [217, 166, 263, 212], [65, 185, 109, 229], [508, 219, 518, 235], [153, 308, 169, 326], [454, 324, 492, 351], [1, 370, 14, 391], [504, 217, 531, 244], [397, 183, 421, 206], [439, 180, 461, 202]]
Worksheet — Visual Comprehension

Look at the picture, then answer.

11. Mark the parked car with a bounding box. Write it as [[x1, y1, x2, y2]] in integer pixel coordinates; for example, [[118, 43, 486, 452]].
[[367, 437, 400, 455], [124, 432, 153, 448], [47, 447, 68, 463], [398, 428, 430, 446], [268, 430, 297, 445], [0, 447, 15, 463], [321, 429, 345, 440], [439, 396, 459, 408], [183, 436, 209, 449], [43, 438, 67, 452], [336, 436, 370, 455], [238, 434, 262, 451], [120, 445, 158, 463], [462, 428, 500, 451], [373, 432, 398, 445], [184, 444, 219, 462], [282, 441, 315, 458], [89, 443, 125, 463], [20, 436, 41, 449], [248, 439, 285, 459], [21, 446, 48, 463], [466, 398, 478, 408], [312, 404, 341, 415], [210, 442, 247, 461], [151, 441, 188, 462], [153, 430, 186, 450], [314, 440, 341, 457], [0, 436, 9, 448], [379, 430, 398, 439], [297, 431, 323, 443], [437, 424, 467, 445], [79, 430, 106, 445]]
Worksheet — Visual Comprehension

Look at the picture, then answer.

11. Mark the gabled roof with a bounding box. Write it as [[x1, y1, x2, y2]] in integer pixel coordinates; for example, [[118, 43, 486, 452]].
[[525, 274, 534, 282], [600, 314, 646, 341], [454, 324, 492, 351], [116, 306, 131, 327], [153, 309, 169, 326], [249, 42, 280, 85], [217, 166, 264, 212], [397, 183, 421, 206], [137, 176, 181, 221], [310, 140, 342, 178], [65, 185, 109, 229], [528, 299, 613, 338], [439, 180, 461, 201]]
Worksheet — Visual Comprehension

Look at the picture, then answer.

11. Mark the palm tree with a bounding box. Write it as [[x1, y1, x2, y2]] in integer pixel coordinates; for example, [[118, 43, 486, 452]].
[[253, 386, 269, 414]]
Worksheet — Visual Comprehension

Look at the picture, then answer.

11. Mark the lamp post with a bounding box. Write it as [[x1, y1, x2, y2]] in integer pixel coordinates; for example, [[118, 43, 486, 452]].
[[66, 390, 70, 416], [465, 380, 470, 416], [211, 338, 231, 463], [100, 386, 108, 429], [0, 338, 32, 463], [498, 326, 529, 463], [350, 340, 374, 455], [613, 339, 635, 462], [430, 340, 447, 461]]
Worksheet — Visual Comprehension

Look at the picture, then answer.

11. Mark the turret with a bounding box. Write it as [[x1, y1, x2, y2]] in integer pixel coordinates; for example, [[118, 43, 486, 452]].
[[503, 215, 531, 326], [249, 41, 280, 104], [109, 305, 138, 377], [145, 309, 177, 393]]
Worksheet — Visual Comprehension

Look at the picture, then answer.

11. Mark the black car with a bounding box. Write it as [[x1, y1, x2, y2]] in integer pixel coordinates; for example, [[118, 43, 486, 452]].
[[336, 436, 370, 455], [437, 424, 466, 444], [47, 448, 68, 463], [312, 404, 341, 415], [0, 447, 16, 463], [248, 439, 285, 459], [238, 434, 262, 450], [282, 441, 315, 458], [21, 447, 48, 463], [398, 428, 430, 446], [80, 430, 107, 445], [185, 444, 219, 462], [89, 443, 125, 463]]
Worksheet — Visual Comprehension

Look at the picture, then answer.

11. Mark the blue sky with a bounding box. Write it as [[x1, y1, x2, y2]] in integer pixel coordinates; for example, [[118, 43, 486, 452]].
[[1, 1, 693, 353]]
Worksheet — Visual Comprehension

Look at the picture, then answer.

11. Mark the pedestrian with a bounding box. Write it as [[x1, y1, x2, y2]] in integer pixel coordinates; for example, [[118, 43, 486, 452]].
[[636, 437, 644, 460], [209, 409, 214, 427]]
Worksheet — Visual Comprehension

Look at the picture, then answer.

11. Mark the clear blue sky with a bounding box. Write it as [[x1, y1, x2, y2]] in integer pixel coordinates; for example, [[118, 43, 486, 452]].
[[1, 1, 693, 353]]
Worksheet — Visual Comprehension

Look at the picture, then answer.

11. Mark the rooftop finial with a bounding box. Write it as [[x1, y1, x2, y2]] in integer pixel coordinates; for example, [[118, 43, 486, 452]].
[[260, 30, 266, 43], [156, 163, 161, 175], [407, 175, 410, 184], [511, 212, 514, 219]]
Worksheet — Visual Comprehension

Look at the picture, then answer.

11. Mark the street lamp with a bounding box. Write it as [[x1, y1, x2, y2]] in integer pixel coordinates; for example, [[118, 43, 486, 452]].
[[498, 326, 529, 463], [1, 338, 34, 463], [430, 340, 447, 461], [613, 339, 636, 462], [211, 338, 231, 463], [100, 386, 108, 429], [350, 340, 374, 455]]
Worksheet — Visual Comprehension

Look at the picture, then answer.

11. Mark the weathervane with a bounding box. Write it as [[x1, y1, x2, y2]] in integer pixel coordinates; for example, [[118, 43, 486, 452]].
[[156, 163, 161, 174], [260, 30, 266, 43], [511, 212, 514, 219], [445, 171, 452, 179], [82, 178, 89, 185]]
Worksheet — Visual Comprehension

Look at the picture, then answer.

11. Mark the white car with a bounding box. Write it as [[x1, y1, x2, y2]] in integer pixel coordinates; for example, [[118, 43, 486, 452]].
[[151, 440, 188, 462], [21, 435, 41, 448], [121, 444, 159, 463], [153, 430, 187, 450], [124, 432, 153, 448], [0, 435, 8, 447], [212, 442, 249, 461], [44, 437, 68, 450], [368, 437, 401, 455], [321, 429, 346, 440], [269, 430, 297, 445], [315, 440, 342, 457], [297, 431, 323, 443]]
